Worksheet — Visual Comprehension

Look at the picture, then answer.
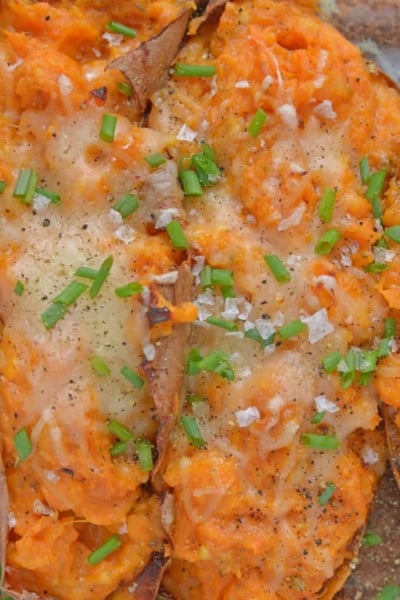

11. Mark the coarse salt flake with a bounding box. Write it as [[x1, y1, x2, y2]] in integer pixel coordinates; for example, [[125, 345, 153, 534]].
[[33, 193, 51, 212], [362, 445, 380, 465], [314, 100, 337, 120], [177, 124, 197, 142], [235, 79, 251, 88], [235, 406, 260, 427], [58, 74, 73, 96], [155, 208, 179, 229], [300, 308, 334, 344], [314, 393, 339, 413], [277, 103, 298, 129], [143, 343, 156, 361], [113, 225, 135, 243], [278, 203, 306, 231], [8, 512, 17, 528], [153, 270, 179, 285]]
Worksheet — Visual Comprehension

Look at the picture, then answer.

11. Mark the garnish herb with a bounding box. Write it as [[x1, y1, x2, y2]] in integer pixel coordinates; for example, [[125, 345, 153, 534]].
[[186, 348, 235, 381], [0, 180, 6, 193], [87, 534, 122, 565], [385, 317, 396, 339], [117, 81, 133, 96], [318, 482, 336, 506], [179, 169, 203, 196], [14, 281, 25, 296], [121, 365, 144, 389], [106, 21, 137, 38], [314, 229, 341, 255], [205, 316, 238, 331], [192, 151, 220, 186], [144, 153, 167, 168], [362, 531, 382, 547], [166, 220, 190, 249], [180, 415, 206, 448], [14, 427, 32, 462], [115, 282, 143, 298], [41, 302, 68, 330], [108, 420, 133, 442], [310, 411, 325, 424], [264, 254, 291, 282], [322, 351, 341, 373], [35, 186, 61, 205], [318, 187, 336, 222], [99, 113, 118, 143], [110, 440, 128, 457], [90, 356, 111, 377], [135, 438, 154, 471], [173, 64, 217, 77], [75, 266, 99, 280], [248, 108, 267, 137], [244, 328, 275, 348], [113, 194, 139, 219], [359, 157, 370, 185], [89, 255, 113, 299], [278, 319, 307, 340], [377, 585, 400, 600], [300, 433, 340, 450], [13, 168, 38, 205], [364, 262, 389, 273], [385, 225, 400, 243], [53, 281, 89, 306]]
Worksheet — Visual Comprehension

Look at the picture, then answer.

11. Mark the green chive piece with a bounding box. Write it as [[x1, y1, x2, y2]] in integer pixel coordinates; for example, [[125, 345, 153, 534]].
[[90, 256, 113, 299], [0, 180, 6, 193], [359, 349, 378, 374], [90, 355, 111, 377], [121, 365, 144, 389], [53, 281, 88, 306], [106, 21, 137, 38], [144, 153, 167, 168], [210, 268, 234, 287], [108, 420, 133, 442], [205, 316, 238, 331], [318, 482, 336, 506], [14, 280, 25, 296], [339, 350, 356, 389], [221, 284, 236, 298], [301, 433, 340, 450], [244, 328, 275, 348], [75, 266, 99, 280], [186, 348, 235, 381], [87, 534, 122, 565], [13, 168, 38, 205], [201, 143, 216, 161], [378, 338, 391, 358], [248, 108, 268, 137], [385, 317, 396, 339], [385, 225, 400, 243], [135, 438, 154, 471], [35, 186, 61, 205], [99, 113, 118, 143], [364, 262, 388, 273], [318, 187, 336, 222], [113, 194, 139, 219], [41, 302, 67, 330], [310, 411, 325, 424], [362, 531, 382, 547], [179, 169, 203, 196], [180, 415, 206, 448], [359, 157, 370, 185], [166, 220, 189, 249], [377, 584, 400, 600], [366, 169, 387, 201], [14, 427, 32, 462], [200, 265, 213, 288], [117, 81, 133, 96], [322, 351, 341, 373], [264, 254, 291, 282], [173, 63, 217, 77], [115, 282, 144, 298], [278, 319, 307, 341], [110, 440, 129, 457], [376, 236, 388, 249], [314, 229, 341, 255], [371, 195, 383, 219], [188, 394, 206, 404], [192, 152, 220, 186]]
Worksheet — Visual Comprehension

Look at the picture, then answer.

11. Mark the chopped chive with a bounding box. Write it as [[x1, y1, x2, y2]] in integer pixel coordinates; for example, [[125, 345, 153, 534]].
[[318, 187, 336, 222], [301, 432, 340, 450], [106, 21, 137, 38], [192, 152, 220, 186], [378, 338, 390, 358], [371, 195, 383, 219], [278, 319, 307, 341], [53, 281, 88, 306], [115, 282, 143, 297], [362, 531, 382, 547], [90, 256, 113, 299], [144, 153, 167, 168], [385, 317, 396, 339], [364, 262, 388, 273], [200, 265, 213, 288], [113, 194, 139, 219], [221, 284, 236, 299], [13, 168, 38, 205], [14, 427, 32, 462], [385, 225, 400, 243], [339, 350, 356, 389], [179, 169, 203, 196], [322, 351, 341, 373], [0, 180, 6, 192], [110, 440, 129, 457], [210, 268, 234, 287], [377, 584, 400, 600], [376, 236, 388, 248], [264, 254, 291, 282], [188, 394, 205, 404], [99, 113, 118, 143], [244, 328, 275, 348], [173, 63, 217, 77], [248, 108, 267, 137], [166, 220, 189, 249], [117, 81, 133, 96], [90, 355, 111, 377], [108, 420, 133, 442], [311, 411, 325, 424], [87, 534, 122, 565], [186, 348, 235, 380], [75, 266, 99, 280], [359, 349, 378, 374], [41, 302, 67, 330], [180, 415, 206, 448], [121, 365, 144, 389], [359, 371, 374, 386], [14, 280, 25, 296], [35, 186, 61, 205], [205, 316, 238, 331], [359, 157, 370, 185], [318, 482, 336, 506], [314, 229, 341, 255], [135, 438, 153, 471], [366, 169, 387, 201]]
